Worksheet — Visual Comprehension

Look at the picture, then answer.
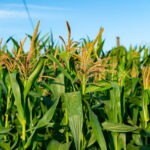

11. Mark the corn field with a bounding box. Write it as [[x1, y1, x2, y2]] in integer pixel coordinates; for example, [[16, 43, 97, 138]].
[[0, 21, 150, 150]]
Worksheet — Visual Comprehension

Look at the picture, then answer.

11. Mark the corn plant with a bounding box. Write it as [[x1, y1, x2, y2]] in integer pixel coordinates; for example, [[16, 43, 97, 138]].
[[0, 21, 150, 150]]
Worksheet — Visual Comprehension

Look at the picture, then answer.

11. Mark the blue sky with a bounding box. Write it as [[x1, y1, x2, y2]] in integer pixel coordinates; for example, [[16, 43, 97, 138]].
[[0, 0, 150, 52]]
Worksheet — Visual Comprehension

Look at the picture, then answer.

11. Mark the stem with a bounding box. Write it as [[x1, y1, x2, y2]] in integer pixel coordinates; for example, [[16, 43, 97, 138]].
[[5, 114, 8, 128], [114, 133, 118, 150], [23, 79, 27, 107], [143, 90, 149, 129], [65, 108, 69, 143], [81, 74, 86, 148], [5, 89, 11, 126], [22, 120, 26, 142], [121, 86, 125, 123], [72, 82, 75, 92], [22, 79, 27, 144], [81, 133, 84, 148], [4, 114, 8, 140], [4, 87, 11, 140], [82, 74, 86, 96]]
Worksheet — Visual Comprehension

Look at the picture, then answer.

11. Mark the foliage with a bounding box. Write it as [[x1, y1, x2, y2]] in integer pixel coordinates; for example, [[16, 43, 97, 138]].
[[0, 21, 149, 150]]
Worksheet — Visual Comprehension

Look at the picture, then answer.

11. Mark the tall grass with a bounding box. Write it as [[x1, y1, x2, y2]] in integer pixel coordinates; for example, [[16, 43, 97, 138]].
[[0, 21, 150, 150]]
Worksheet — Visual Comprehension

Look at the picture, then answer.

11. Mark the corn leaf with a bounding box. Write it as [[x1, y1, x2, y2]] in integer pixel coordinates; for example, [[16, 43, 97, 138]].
[[89, 109, 107, 150], [127, 143, 150, 150], [36, 97, 59, 129], [85, 81, 112, 93], [49, 72, 65, 99], [24, 57, 46, 100], [47, 140, 71, 150], [24, 98, 59, 149], [9, 73, 24, 122], [110, 83, 121, 123], [63, 91, 83, 150], [0, 127, 11, 134], [102, 122, 138, 132], [47, 55, 73, 83]]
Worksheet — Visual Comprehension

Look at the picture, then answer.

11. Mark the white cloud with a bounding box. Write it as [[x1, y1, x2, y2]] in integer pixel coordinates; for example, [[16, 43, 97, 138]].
[[0, 10, 27, 18], [0, 3, 71, 19], [0, 3, 71, 11], [29, 4, 70, 11]]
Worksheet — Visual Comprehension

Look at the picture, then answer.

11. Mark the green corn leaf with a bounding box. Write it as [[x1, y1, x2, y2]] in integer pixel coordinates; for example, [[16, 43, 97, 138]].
[[142, 90, 149, 128], [59, 51, 70, 70], [110, 83, 121, 123], [118, 133, 126, 150], [9, 73, 24, 122], [102, 121, 138, 132], [89, 109, 107, 150], [132, 134, 143, 146], [128, 96, 142, 107], [85, 81, 112, 93], [40, 32, 49, 41], [47, 140, 71, 150], [39, 37, 50, 50], [32, 141, 38, 150], [127, 143, 150, 150], [11, 133, 19, 149], [24, 130, 35, 149], [7, 37, 20, 50], [47, 55, 73, 83], [63, 91, 83, 150], [49, 72, 65, 99], [5, 74, 11, 91], [24, 57, 46, 100], [0, 141, 10, 150], [24, 98, 59, 149], [0, 127, 11, 134], [36, 97, 59, 129], [85, 131, 96, 148], [0, 80, 7, 96]]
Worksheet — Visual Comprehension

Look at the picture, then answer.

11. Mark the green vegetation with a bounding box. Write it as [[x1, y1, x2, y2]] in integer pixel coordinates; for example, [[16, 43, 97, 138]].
[[0, 21, 150, 149]]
